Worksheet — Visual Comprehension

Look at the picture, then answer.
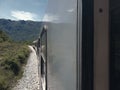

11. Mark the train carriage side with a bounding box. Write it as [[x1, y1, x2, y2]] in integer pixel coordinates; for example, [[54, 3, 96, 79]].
[[44, 0, 78, 90], [39, 0, 110, 90]]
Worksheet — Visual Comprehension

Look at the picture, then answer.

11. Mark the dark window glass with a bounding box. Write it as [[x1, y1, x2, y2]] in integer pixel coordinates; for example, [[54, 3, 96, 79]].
[[110, 0, 120, 89], [41, 28, 47, 60], [82, 0, 94, 90]]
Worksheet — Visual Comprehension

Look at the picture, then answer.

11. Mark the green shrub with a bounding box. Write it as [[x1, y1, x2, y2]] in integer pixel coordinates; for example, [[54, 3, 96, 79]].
[[0, 30, 30, 90], [0, 42, 30, 89], [4, 60, 20, 75], [0, 74, 8, 90]]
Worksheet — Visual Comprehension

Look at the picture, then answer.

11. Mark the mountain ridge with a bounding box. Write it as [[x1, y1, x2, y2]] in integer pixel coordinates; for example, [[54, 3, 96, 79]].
[[0, 19, 42, 41]]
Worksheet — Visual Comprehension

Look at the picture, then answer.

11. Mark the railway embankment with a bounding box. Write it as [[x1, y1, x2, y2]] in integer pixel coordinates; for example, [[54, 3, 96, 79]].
[[12, 46, 41, 90], [0, 30, 30, 90]]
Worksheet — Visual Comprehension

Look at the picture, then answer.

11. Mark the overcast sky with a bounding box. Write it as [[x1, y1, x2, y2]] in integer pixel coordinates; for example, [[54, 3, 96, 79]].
[[0, 0, 48, 21]]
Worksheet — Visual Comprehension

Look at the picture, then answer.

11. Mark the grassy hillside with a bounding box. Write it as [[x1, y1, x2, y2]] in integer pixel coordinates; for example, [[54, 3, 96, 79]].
[[0, 19, 42, 41], [0, 30, 30, 90], [0, 30, 11, 42]]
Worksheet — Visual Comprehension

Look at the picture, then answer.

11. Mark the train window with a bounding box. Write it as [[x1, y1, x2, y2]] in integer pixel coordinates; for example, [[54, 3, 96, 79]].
[[41, 57, 45, 77], [40, 25, 47, 90], [110, 0, 120, 89], [81, 0, 94, 90], [41, 26, 47, 60]]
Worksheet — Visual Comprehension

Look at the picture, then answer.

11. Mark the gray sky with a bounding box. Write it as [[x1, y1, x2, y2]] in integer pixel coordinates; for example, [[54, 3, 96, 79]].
[[0, 0, 48, 21]]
